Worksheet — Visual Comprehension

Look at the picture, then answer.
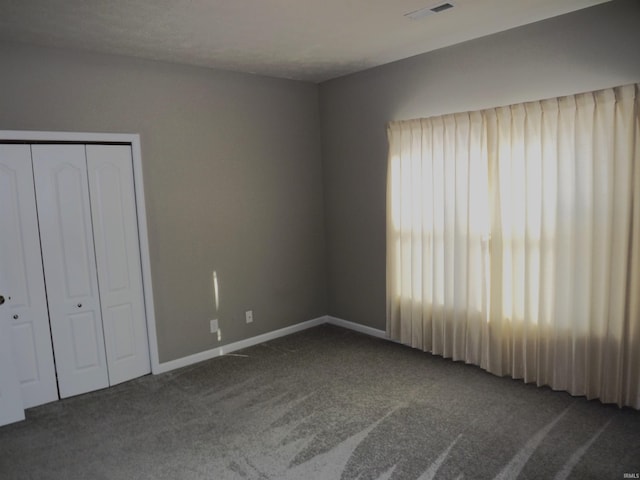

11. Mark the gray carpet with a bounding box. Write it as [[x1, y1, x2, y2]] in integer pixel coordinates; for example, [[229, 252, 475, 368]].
[[1, 324, 638, 479]]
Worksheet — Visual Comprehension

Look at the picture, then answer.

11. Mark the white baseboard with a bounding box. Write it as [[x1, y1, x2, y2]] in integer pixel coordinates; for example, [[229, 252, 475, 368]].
[[153, 314, 387, 374], [326, 316, 388, 339], [153, 316, 327, 374]]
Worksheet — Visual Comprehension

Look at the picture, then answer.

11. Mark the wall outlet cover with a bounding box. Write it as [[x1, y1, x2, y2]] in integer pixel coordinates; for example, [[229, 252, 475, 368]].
[[210, 319, 219, 333]]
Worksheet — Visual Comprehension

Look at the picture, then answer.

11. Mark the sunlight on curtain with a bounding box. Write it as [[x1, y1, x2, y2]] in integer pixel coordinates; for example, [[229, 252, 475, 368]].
[[387, 84, 640, 408]]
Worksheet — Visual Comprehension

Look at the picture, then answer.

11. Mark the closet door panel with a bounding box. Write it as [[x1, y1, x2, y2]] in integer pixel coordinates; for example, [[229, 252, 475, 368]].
[[0, 145, 58, 408], [0, 272, 25, 426], [87, 145, 150, 384], [32, 145, 109, 398]]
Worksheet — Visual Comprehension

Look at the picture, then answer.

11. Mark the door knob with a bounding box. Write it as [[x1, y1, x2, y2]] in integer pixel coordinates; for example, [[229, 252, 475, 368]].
[[0, 295, 4, 305]]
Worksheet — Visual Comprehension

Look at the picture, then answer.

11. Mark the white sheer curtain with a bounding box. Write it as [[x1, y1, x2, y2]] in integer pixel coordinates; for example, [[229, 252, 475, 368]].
[[387, 84, 640, 408]]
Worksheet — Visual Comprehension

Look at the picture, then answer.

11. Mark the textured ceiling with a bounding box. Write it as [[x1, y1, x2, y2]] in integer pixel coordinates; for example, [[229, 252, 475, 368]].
[[0, 0, 610, 82]]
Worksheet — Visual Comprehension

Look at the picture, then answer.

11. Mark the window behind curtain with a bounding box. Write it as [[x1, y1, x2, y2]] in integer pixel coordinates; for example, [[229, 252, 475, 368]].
[[386, 84, 640, 408]]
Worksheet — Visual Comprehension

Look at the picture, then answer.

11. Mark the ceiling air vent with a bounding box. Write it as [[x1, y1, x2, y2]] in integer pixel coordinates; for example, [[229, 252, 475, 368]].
[[431, 3, 454, 13], [404, 2, 455, 20]]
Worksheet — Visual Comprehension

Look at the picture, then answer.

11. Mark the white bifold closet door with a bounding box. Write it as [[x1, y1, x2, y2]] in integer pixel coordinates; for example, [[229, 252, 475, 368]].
[[32, 144, 150, 399], [33, 145, 110, 398], [85, 145, 149, 385], [0, 145, 58, 408], [0, 272, 26, 426]]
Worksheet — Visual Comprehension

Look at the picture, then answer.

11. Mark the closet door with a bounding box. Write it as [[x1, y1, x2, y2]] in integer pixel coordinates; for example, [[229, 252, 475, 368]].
[[32, 145, 109, 398], [0, 145, 58, 408], [0, 272, 25, 426], [87, 145, 150, 384]]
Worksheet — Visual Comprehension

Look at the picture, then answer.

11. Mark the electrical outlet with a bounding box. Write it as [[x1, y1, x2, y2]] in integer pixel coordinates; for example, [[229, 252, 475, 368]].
[[210, 319, 219, 333], [245, 310, 253, 323]]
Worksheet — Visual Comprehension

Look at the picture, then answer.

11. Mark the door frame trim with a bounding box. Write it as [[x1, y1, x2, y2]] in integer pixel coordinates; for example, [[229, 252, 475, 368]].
[[0, 131, 160, 374]]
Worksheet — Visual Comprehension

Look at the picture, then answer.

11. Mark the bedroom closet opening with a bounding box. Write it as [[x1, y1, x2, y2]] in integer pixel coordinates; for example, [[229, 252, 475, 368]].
[[0, 142, 151, 415]]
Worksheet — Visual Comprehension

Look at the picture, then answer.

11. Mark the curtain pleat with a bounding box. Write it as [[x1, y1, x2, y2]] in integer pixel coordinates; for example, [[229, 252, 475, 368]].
[[387, 83, 640, 409]]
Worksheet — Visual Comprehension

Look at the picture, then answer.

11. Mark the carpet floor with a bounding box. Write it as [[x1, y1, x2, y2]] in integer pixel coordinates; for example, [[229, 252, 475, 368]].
[[0, 324, 638, 479]]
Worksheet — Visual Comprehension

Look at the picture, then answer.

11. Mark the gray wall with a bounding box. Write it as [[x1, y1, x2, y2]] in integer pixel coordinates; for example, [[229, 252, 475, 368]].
[[319, 0, 640, 330], [0, 43, 326, 362], [2, 0, 639, 363]]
